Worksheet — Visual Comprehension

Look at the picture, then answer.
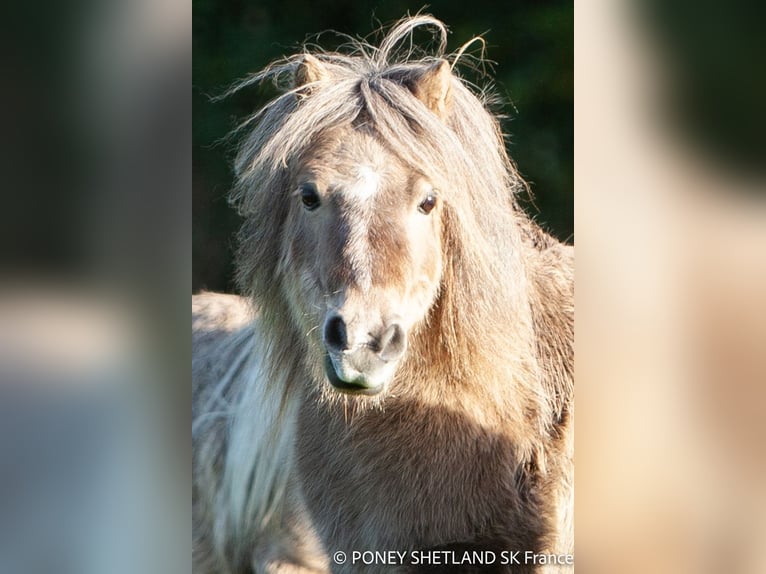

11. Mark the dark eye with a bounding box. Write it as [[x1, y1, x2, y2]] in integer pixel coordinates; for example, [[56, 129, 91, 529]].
[[300, 183, 320, 211], [418, 193, 437, 215]]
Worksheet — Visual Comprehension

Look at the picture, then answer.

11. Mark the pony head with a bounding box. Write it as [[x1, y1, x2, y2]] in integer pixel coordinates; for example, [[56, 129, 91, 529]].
[[232, 17, 527, 398], [285, 57, 453, 395]]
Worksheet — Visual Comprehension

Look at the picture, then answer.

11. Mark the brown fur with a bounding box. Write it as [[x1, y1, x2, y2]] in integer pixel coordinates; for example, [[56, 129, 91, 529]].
[[193, 16, 573, 574]]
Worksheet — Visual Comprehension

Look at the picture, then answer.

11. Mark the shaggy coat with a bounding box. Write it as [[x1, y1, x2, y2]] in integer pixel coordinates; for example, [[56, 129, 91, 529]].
[[193, 16, 573, 574]]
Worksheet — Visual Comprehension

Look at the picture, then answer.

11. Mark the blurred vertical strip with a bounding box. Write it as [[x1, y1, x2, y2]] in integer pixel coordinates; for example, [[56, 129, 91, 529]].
[[577, 0, 766, 573], [0, 0, 189, 572]]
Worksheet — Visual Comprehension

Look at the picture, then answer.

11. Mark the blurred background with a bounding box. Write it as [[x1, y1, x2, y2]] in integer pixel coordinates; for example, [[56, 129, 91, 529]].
[[192, 0, 573, 292], [577, 1, 766, 572], [1, 0, 190, 572]]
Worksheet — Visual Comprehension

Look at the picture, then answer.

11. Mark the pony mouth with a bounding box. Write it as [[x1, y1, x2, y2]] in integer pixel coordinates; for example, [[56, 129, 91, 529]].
[[323, 355, 385, 396]]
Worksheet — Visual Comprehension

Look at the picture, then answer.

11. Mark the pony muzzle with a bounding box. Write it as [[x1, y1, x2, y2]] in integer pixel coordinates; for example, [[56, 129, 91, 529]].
[[321, 314, 406, 395]]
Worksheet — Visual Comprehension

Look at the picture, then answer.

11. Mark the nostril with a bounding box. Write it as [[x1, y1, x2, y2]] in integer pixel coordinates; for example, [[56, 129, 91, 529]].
[[324, 315, 348, 351], [378, 323, 406, 362]]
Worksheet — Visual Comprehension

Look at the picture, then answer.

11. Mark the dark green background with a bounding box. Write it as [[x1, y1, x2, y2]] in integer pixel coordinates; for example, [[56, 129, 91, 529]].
[[193, 1, 573, 292]]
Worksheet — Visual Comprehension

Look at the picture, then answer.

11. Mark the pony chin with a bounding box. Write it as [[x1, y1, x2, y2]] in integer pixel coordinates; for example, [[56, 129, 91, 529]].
[[322, 353, 397, 396]]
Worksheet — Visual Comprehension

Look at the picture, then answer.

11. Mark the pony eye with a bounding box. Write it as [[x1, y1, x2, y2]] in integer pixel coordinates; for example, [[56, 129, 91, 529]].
[[418, 193, 437, 215], [300, 183, 320, 211]]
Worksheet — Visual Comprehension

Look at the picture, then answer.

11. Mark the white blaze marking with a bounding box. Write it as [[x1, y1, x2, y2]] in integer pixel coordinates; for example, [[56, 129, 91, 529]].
[[346, 165, 380, 201], [342, 165, 380, 291]]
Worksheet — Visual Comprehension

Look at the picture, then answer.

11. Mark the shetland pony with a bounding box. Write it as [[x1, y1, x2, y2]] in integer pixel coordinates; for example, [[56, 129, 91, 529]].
[[193, 16, 573, 574]]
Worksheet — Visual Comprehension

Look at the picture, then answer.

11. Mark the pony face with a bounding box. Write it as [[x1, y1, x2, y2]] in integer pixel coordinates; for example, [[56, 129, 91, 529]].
[[282, 128, 444, 396]]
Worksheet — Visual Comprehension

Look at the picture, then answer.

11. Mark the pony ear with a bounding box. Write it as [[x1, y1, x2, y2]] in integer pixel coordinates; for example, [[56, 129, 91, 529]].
[[293, 54, 329, 92], [407, 60, 453, 119]]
